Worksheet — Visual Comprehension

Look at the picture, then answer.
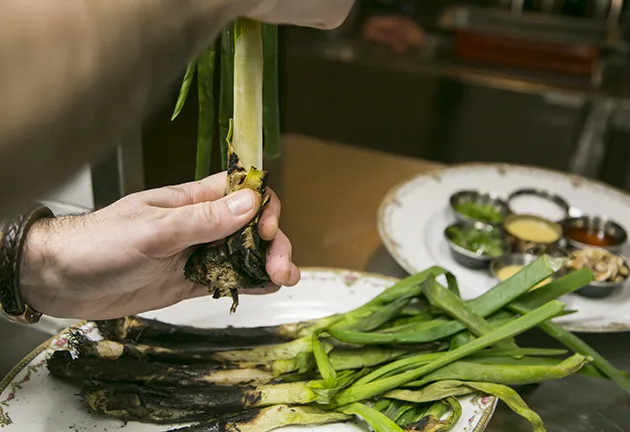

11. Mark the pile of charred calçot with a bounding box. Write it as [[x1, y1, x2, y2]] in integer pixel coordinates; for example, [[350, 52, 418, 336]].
[[46, 256, 630, 432]]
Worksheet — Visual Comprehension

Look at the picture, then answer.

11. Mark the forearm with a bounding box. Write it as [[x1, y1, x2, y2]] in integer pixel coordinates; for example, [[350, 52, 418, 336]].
[[0, 0, 248, 217]]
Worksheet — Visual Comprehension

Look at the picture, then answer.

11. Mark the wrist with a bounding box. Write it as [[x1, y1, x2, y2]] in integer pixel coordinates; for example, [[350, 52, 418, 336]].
[[19, 218, 66, 316]]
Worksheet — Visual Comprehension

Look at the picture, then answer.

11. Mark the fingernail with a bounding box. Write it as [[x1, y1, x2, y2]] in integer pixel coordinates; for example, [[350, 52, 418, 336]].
[[227, 191, 254, 215]]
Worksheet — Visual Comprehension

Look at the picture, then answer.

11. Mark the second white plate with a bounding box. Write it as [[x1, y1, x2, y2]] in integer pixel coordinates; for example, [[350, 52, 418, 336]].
[[378, 163, 630, 333]]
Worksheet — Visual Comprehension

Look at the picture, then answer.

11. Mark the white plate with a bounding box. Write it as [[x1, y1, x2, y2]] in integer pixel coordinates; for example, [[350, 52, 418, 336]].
[[378, 163, 630, 333], [0, 269, 496, 432]]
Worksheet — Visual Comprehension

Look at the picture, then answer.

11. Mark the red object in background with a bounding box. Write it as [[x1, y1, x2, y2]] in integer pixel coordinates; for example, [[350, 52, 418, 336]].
[[454, 30, 600, 77]]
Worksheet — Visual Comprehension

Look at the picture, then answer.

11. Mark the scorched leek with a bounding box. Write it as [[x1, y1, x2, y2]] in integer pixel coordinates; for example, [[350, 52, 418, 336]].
[[184, 20, 270, 312]]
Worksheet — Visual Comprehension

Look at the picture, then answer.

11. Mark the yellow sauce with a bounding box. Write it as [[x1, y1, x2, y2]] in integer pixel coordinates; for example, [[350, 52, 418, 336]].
[[495, 264, 551, 289], [506, 217, 560, 243]]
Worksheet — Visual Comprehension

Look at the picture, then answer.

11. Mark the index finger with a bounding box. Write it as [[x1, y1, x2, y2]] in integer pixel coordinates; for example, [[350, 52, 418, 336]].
[[139, 172, 228, 208]]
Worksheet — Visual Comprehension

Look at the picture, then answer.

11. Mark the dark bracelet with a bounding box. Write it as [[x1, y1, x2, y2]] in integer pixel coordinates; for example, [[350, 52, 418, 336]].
[[0, 204, 54, 324]]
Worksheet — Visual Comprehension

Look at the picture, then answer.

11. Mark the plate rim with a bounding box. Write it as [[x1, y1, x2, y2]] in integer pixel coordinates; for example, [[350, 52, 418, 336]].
[[377, 162, 630, 334], [0, 267, 497, 432]]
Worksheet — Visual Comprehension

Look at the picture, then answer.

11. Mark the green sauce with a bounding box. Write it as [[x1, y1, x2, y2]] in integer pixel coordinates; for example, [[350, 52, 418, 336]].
[[455, 202, 503, 224], [447, 225, 504, 257]]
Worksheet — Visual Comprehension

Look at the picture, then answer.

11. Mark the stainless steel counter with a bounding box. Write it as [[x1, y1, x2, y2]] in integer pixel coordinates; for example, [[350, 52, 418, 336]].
[[285, 24, 630, 101]]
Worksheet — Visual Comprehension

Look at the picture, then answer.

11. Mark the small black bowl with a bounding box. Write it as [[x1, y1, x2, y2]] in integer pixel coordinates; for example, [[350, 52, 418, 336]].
[[444, 221, 505, 269]]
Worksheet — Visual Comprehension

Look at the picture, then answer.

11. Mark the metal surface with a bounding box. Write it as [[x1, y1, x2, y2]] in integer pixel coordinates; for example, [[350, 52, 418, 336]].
[[444, 221, 502, 268], [439, 5, 614, 45], [563, 215, 628, 252], [449, 190, 509, 226], [365, 246, 630, 432], [286, 28, 602, 98], [507, 188, 571, 222], [284, 22, 630, 189], [489, 252, 541, 281], [567, 98, 617, 178]]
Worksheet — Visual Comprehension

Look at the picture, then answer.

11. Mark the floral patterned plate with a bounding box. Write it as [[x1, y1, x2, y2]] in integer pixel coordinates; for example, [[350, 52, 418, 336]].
[[0, 269, 496, 432], [378, 163, 630, 333]]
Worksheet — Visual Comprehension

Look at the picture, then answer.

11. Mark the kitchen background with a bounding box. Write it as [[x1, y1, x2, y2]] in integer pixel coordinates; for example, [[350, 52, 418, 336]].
[[50, 0, 630, 216]]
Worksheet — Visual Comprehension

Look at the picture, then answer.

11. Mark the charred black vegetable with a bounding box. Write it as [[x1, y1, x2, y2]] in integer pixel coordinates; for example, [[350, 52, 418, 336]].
[[184, 141, 271, 312], [96, 268, 448, 347], [47, 350, 274, 386], [95, 315, 294, 348]]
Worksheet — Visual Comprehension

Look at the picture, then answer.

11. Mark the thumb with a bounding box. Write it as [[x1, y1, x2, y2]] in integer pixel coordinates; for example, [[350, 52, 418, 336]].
[[165, 189, 260, 252]]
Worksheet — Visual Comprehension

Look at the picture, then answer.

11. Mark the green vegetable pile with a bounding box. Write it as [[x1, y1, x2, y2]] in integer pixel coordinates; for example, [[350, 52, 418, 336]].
[[447, 225, 504, 257], [455, 202, 503, 224], [46, 256, 630, 432]]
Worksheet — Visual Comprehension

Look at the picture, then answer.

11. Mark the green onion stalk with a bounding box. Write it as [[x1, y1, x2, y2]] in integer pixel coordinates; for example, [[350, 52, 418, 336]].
[[385, 380, 545, 432], [403, 353, 591, 387], [332, 300, 566, 406], [96, 266, 450, 348], [262, 24, 281, 160], [232, 19, 264, 170], [422, 276, 518, 350], [182, 19, 272, 312], [219, 25, 235, 171], [166, 18, 283, 313], [195, 46, 217, 180], [329, 256, 565, 345], [47, 350, 275, 387], [509, 302, 630, 395], [58, 330, 412, 380], [80, 369, 370, 424], [171, 63, 195, 122]]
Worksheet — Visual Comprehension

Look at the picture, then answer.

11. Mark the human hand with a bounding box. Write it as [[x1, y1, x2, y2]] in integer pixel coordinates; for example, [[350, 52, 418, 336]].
[[19, 172, 299, 320], [246, 0, 356, 29], [362, 15, 425, 54]]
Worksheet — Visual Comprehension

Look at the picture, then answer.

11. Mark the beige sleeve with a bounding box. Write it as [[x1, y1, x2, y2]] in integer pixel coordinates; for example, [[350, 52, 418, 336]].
[[0, 0, 244, 216]]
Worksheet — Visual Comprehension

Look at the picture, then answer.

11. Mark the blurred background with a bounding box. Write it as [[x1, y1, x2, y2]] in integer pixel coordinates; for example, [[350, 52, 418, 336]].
[[44, 0, 630, 271]]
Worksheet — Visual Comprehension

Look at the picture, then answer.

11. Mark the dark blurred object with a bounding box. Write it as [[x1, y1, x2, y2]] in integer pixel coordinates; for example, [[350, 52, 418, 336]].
[[362, 15, 426, 54], [440, 2, 625, 77], [561, 0, 589, 18], [454, 31, 598, 76]]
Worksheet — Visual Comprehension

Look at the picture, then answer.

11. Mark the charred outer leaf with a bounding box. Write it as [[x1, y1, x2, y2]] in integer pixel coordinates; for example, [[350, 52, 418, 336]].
[[184, 143, 271, 312]]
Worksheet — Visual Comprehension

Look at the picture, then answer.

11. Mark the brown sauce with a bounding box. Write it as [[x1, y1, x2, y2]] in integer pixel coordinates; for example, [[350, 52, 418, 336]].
[[565, 226, 616, 247]]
